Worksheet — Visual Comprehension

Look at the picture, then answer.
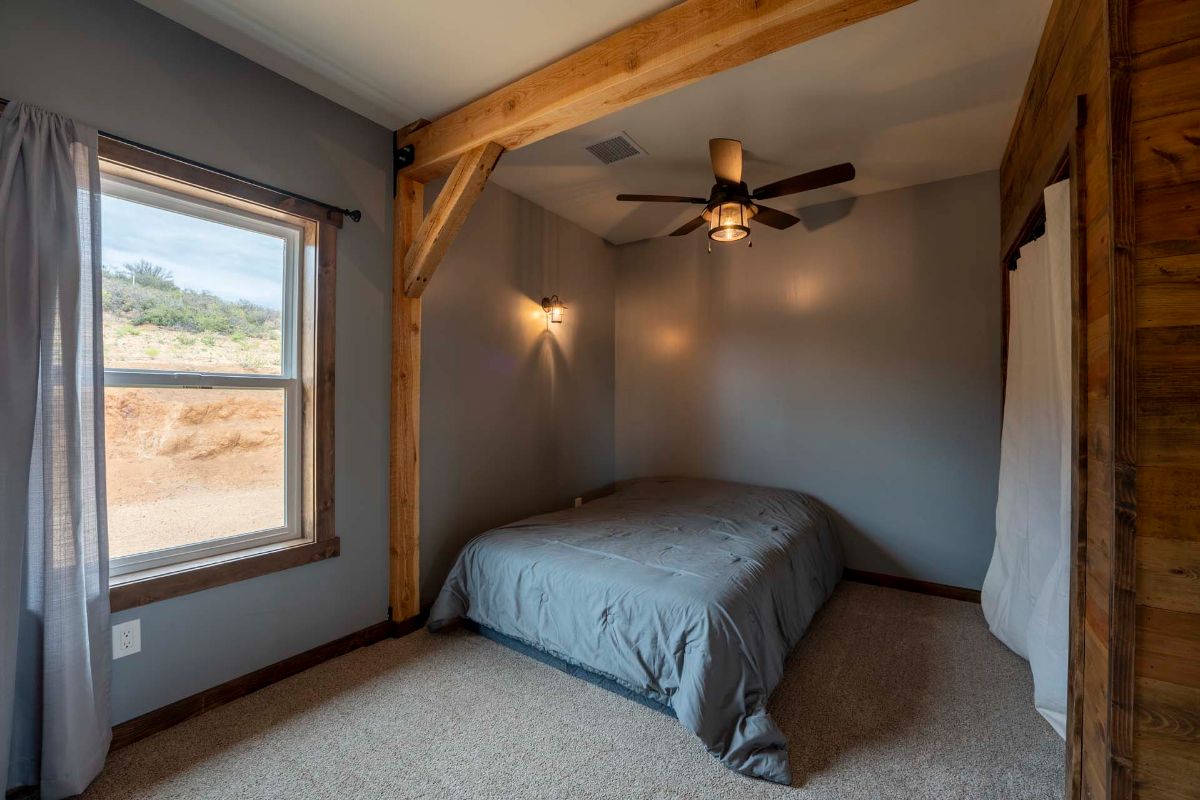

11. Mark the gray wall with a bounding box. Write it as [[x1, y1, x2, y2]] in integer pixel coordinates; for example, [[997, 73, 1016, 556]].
[[0, 0, 616, 723], [614, 172, 1002, 589], [420, 183, 616, 602]]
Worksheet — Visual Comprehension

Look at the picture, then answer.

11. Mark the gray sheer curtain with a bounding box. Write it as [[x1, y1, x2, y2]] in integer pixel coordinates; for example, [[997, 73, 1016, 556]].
[[0, 102, 111, 798]]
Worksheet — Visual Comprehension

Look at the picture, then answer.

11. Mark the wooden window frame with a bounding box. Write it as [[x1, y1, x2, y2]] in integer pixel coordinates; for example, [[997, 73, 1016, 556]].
[[100, 138, 338, 612]]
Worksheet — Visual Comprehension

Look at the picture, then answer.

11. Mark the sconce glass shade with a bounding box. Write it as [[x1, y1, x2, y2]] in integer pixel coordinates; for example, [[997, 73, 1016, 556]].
[[541, 295, 566, 323], [708, 201, 750, 242]]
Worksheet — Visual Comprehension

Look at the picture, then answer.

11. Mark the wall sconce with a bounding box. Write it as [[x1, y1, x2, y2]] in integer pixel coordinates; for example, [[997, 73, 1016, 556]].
[[541, 295, 566, 323]]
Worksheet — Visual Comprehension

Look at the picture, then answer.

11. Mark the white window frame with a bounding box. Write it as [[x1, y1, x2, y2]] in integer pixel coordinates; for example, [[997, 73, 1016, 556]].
[[101, 174, 306, 579]]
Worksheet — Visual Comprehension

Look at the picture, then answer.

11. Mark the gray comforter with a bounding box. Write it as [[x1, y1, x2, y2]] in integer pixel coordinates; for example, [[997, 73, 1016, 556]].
[[427, 477, 842, 784]]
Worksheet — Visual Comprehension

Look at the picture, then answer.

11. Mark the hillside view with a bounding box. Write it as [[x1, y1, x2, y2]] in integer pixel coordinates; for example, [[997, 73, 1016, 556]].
[[102, 259, 282, 374]]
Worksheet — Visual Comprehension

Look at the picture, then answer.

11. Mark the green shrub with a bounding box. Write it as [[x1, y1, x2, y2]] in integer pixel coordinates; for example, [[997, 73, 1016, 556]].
[[122, 260, 177, 291], [102, 261, 280, 338]]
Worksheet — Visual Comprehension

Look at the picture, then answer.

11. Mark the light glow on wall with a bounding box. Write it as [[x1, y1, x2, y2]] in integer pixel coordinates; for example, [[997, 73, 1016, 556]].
[[785, 274, 826, 311], [654, 325, 691, 357]]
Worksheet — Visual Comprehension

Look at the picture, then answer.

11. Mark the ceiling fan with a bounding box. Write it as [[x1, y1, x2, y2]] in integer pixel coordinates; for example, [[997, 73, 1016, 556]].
[[616, 139, 855, 244]]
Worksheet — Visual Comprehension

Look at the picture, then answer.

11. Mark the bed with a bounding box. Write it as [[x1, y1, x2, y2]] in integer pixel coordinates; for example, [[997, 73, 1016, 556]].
[[427, 476, 842, 784]]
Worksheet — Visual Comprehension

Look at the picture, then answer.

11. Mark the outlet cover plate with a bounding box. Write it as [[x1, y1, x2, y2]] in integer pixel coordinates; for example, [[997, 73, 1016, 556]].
[[112, 619, 141, 659]]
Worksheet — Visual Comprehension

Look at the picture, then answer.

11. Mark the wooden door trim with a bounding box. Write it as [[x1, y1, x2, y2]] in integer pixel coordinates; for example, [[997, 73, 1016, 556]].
[[999, 94, 1089, 800], [1105, 1, 1137, 796]]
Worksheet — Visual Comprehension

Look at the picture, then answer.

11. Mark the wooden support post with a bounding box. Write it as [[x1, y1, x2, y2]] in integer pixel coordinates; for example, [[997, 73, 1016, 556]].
[[389, 176, 423, 621], [403, 141, 504, 298]]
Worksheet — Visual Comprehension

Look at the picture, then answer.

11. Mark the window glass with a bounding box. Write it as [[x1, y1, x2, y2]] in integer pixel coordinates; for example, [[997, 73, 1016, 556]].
[[101, 192, 286, 375], [104, 386, 287, 559]]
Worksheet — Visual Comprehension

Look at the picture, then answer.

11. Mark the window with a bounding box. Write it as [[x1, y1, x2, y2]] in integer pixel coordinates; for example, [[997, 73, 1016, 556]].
[[99, 141, 337, 610]]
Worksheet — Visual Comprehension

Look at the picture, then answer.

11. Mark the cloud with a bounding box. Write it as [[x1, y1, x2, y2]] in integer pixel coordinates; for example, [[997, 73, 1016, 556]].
[[101, 195, 286, 311]]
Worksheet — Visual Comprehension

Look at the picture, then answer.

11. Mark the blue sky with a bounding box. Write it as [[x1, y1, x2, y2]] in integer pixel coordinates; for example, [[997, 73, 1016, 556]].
[[101, 194, 286, 311]]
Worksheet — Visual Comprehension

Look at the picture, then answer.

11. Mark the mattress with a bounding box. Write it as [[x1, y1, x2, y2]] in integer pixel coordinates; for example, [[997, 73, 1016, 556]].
[[427, 477, 843, 783]]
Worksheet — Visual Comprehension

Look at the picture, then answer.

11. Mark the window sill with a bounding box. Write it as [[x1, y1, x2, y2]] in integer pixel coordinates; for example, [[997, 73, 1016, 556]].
[[110, 536, 340, 612]]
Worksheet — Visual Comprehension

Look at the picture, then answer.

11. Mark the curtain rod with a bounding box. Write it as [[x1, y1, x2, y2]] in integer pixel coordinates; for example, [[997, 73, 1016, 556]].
[[1008, 210, 1047, 272], [0, 97, 361, 223], [1003, 146, 1071, 272]]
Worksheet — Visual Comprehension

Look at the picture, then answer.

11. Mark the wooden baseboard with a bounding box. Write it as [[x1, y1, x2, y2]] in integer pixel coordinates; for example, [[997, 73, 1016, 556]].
[[111, 615, 422, 751], [843, 568, 982, 604], [391, 607, 429, 638]]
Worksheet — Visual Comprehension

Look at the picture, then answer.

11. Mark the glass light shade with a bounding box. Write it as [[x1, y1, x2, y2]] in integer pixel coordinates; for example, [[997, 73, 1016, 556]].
[[542, 295, 566, 323], [708, 201, 750, 242]]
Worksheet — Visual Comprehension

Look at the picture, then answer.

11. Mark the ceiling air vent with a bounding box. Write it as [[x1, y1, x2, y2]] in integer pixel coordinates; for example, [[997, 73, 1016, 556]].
[[585, 132, 646, 165]]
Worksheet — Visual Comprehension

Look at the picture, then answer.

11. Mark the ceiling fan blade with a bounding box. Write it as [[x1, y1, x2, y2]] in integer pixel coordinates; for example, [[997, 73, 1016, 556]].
[[752, 162, 856, 200], [709, 138, 743, 186], [669, 216, 707, 237], [616, 194, 708, 203], [751, 205, 801, 230]]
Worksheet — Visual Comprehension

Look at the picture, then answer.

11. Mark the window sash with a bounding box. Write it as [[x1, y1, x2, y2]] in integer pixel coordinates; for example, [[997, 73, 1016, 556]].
[[101, 176, 306, 578], [104, 372, 304, 579], [100, 173, 303, 380], [104, 370, 294, 390], [109, 524, 299, 577]]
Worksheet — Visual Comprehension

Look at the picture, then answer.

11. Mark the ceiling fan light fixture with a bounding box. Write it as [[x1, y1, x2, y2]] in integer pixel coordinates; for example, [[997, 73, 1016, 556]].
[[708, 201, 751, 242], [614, 137, 854, 243]]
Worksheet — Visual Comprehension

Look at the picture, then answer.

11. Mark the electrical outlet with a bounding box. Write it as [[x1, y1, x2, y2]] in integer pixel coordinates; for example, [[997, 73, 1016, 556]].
[[574, 496, 583, 508], [112, 619, 141, 659]]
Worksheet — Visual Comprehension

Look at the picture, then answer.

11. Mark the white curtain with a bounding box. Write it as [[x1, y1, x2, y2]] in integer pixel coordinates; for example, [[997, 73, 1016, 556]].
[[0, 102, 111, 797], [982, 179, 1072, 737]]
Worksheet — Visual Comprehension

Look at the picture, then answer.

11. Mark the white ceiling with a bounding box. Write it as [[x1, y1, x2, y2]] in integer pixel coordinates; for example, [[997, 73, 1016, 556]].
[[138, 0, 1050, 244], [135, 0, 678, 126]]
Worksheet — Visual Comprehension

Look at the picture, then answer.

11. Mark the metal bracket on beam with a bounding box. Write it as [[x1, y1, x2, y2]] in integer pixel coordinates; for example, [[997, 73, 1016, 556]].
[[394, 144, 415, 195]]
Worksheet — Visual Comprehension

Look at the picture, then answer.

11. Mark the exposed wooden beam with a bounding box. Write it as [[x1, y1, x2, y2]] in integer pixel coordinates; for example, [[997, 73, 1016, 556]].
[[389, 175, 424, 621], [394, 0, 917, 181], [396, 117, 432, 139], [402, 141, 504, 297]]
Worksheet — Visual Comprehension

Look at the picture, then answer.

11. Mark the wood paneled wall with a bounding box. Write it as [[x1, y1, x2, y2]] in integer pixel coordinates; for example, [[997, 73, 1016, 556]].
[[1003, 1, 1200, 798], [1129, 0, 1200, 797]]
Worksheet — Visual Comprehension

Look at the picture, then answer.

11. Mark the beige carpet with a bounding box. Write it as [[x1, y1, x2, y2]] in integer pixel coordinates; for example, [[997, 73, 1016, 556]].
[[83, 583, 1064, 800]]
